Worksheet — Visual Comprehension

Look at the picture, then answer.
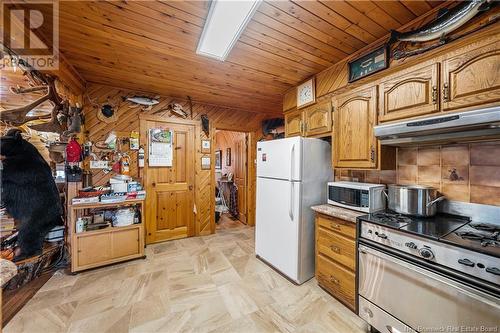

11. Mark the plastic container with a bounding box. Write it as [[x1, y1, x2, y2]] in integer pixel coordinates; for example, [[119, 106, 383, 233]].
[[113, 208, 135, 227]]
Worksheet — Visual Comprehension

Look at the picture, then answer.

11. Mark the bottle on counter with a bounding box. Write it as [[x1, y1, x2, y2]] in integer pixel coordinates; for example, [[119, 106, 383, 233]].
[[76, 217, 85, 233], [134, 206, 141, 224]]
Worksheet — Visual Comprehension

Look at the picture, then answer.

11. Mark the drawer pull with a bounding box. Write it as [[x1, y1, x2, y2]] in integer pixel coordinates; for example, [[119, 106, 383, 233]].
[[330, 245, 341, 253], [329, 275, 340, 284], [330, 223, 341, 230]]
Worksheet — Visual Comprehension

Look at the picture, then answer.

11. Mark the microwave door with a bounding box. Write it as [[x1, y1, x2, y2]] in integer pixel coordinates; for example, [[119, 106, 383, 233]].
[[330, 186, 362, 207]]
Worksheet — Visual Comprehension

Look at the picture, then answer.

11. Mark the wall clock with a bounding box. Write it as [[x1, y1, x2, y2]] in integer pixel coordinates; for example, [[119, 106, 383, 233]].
[[297, 78, 315, 109]]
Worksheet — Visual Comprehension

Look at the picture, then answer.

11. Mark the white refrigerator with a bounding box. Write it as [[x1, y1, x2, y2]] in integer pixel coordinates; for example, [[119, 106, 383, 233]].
[[255, 137, 332, 284]]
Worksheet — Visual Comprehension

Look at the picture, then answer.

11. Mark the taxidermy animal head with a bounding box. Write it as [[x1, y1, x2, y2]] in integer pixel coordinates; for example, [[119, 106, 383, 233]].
[[168, 103, 188, 118], [63, 106, 83, 138], [124, 95, 160, 111]]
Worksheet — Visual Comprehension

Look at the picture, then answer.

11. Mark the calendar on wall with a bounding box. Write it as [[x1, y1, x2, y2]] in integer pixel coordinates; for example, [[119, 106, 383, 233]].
[[148, 128, 173, 167]]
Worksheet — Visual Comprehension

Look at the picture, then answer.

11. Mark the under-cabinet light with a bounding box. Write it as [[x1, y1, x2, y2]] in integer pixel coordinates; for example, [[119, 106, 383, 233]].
[[196, 0, 261, 61]]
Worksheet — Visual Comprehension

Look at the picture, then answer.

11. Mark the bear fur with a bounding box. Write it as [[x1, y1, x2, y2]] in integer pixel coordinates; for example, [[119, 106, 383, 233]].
[[1, 129, 63, 261]]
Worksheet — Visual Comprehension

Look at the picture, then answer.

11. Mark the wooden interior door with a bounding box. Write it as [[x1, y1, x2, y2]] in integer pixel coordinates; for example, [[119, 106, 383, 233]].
[[333, 85, 378, 169], [234, 134, 247, 224], [141, 119, 196, 244]]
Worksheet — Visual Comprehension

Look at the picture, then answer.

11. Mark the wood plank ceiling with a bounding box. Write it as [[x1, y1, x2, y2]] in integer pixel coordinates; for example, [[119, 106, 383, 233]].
[[48, 1, 443, 114]]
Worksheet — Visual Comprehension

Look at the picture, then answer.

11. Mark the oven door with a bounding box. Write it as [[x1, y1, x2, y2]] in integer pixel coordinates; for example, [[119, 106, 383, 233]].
[[358, 244, 500, 333]]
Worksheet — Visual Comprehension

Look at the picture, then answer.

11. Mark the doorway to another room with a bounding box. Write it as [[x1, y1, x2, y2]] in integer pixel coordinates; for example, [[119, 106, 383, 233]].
[[214, 130, 248, 230]]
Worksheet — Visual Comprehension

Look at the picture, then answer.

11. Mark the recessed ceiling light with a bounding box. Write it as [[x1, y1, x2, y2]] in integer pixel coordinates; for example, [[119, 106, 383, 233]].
[[196, 0, 262, 61]]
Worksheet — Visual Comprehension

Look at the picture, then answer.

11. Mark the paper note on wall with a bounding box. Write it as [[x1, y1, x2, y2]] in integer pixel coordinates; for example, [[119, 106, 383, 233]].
[[149, 128, 173, 167]]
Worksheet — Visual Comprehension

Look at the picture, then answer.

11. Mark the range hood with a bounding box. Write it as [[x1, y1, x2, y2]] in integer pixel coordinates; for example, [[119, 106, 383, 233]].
[[374, 106, 500, 146]]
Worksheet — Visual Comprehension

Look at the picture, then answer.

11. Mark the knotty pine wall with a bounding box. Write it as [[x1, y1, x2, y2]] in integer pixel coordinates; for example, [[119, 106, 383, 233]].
[[83, 83, 277, 233]]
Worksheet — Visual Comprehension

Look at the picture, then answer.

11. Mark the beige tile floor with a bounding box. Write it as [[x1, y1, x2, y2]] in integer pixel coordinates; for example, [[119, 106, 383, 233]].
[[5, 224, 369, 333]]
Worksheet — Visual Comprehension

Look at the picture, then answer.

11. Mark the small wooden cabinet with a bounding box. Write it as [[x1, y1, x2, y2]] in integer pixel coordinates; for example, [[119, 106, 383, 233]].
[[69, 199, 146, 273], [303, 100, 332, 136], [333, 85, 378, 169], [315, 214, 357, 311], [442, 40, 500, 111], [284, 108, 303, 137], [285, 101, 332, 138], [379, 63, 440, 122]]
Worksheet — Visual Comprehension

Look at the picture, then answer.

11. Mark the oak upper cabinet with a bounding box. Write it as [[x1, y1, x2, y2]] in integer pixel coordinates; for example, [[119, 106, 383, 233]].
[[303, 100, 333, 137], [379, 63, 440, 122], [442, 40, 500, 111], [285, 108, 303, 137], [333, 85, 378, 169]]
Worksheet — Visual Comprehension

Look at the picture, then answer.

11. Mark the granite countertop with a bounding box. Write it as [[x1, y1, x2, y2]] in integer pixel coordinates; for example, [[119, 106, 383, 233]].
[[311, 204, 366, 223]]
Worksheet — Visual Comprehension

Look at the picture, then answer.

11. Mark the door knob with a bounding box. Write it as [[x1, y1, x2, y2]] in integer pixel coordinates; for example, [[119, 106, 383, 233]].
[[189, 185, 193, 190]]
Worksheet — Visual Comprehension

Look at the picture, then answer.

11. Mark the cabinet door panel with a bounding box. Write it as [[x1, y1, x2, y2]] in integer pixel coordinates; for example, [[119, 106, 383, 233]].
[[317, 254, 356, 310], [304, 100, 332, 136], [443, 41, 500, 111], [333, 86, 377, 169], [77, 233, 112, 267], [285, 109, 303, 137], [379, 63, 440, 122], [112, 228, 140, 258]]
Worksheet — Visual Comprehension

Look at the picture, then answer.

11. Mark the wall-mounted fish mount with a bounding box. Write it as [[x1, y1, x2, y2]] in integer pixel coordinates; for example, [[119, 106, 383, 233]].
[[389, 0, 496, 59], [123, 95, 160, 111]]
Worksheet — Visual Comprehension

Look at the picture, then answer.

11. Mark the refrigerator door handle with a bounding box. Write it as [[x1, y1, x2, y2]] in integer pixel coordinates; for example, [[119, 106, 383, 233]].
[[289, 144, 295, 221]]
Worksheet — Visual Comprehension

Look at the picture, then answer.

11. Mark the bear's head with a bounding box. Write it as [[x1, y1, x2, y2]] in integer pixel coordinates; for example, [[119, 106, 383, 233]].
[[0, 128, 38, 158]]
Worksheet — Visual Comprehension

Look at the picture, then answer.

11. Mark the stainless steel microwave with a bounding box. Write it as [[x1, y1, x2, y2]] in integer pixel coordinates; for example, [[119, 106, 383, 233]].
[[327, 181, 386, 213]]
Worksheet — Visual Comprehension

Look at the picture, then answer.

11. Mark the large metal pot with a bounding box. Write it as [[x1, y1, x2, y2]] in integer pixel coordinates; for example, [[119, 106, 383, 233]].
[[386, 184, 445, 217]]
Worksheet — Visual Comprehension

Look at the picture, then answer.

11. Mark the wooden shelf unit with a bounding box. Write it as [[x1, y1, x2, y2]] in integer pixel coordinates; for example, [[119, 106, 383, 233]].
[[68, 199, 146, 273]]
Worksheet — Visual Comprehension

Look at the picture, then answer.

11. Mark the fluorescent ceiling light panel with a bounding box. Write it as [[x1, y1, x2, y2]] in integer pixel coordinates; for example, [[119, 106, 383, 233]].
[[197, 0, 261, 61]]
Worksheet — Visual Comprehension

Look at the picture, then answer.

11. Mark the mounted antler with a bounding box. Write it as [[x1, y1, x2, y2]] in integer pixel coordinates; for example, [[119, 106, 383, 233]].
[[1, 75, 62, 127]]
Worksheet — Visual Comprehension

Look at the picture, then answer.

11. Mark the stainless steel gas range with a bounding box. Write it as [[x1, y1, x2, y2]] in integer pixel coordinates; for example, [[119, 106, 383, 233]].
[[357, 211, 500, 333]]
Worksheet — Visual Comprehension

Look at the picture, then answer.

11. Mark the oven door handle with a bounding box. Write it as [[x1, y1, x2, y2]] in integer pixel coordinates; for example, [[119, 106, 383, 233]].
[[359, 245, 500, 308]]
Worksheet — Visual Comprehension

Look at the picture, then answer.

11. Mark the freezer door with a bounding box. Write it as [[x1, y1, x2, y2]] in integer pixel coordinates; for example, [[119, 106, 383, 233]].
[[257, 137, 302, 181], [256, 177, 301, 282]]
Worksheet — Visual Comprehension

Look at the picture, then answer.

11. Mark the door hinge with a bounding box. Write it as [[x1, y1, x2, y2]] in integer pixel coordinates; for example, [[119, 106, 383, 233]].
[[432, 85, 437, 104], [370, 145, 375, 162]]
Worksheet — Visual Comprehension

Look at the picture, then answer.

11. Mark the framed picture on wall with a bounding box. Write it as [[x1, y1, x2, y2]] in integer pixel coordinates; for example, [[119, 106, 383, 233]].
[[215, 150, 222, 170], [226, 148, 231, 166], [201, 139, 210, 153], [201, 156, 211, 170]]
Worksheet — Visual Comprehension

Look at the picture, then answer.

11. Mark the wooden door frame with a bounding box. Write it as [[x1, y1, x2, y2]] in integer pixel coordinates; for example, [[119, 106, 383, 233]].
[[139, 114, 214, 242], [213, 127, 256, 228]]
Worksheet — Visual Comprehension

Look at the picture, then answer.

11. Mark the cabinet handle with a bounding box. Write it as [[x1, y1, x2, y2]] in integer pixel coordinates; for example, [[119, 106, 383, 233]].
[[300, 121, 304, 135], [330, 245, 341, 253], [432, 85, 437, 104], [370, 145, 375, 162], [331, 223, 341, 230], [329, 275, 340, 284], [443, 83, 449, 102]]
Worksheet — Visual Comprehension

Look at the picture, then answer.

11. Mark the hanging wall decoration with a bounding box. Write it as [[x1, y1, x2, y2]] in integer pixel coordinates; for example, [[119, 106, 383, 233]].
[[226, 148, 231, 166], [215, 150, 222, 170]]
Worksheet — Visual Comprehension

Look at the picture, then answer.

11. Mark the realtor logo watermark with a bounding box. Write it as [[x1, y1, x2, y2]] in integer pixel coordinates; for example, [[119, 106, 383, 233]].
[[1, 0, 59, 70]]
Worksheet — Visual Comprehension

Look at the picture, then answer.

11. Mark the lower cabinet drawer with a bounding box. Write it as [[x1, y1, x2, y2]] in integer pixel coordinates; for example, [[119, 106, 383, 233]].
[[317, 227, 356, 271], [317, 215, 356, 239], [317, 254, 356, 310]]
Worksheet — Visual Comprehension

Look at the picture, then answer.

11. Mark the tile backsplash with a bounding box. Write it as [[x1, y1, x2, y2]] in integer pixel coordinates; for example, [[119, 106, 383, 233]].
[[334, 142, 500, 207]]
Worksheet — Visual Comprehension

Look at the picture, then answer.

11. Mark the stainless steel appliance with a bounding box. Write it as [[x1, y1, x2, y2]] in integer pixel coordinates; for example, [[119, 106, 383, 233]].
[[374, 106, 500, 146], [386, 184, 445, 217], [357, 211, 500, 333], [327, 181, 385, 213]]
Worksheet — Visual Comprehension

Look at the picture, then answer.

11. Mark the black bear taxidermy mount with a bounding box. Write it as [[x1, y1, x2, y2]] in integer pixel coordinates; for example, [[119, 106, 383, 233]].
[[1, 128, 63, 261]]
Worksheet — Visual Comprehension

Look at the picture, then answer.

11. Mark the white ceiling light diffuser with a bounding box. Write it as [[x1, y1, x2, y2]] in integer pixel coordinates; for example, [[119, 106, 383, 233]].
[[196, 0, 262, 61]]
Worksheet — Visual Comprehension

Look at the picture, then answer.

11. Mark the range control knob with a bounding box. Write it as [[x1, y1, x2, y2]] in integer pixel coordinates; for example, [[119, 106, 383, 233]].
[[486, 267, 500, 276], [418, 247, 434, 260], [405, 242, 418, 249]]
